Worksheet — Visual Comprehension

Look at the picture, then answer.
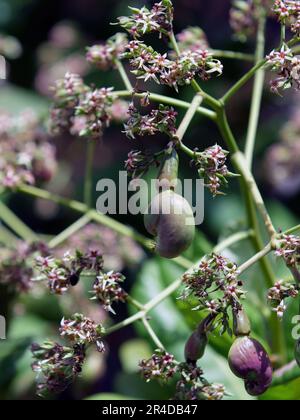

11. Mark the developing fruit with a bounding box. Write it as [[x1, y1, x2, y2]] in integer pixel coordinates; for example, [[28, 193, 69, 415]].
[[228, 337, 273, 396], [233, 308, 251, 337], [144, 190, 195, 259]]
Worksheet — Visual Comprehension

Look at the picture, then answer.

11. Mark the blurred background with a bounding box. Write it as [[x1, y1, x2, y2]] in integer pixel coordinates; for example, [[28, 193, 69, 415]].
[[0, 0, 299, 400]]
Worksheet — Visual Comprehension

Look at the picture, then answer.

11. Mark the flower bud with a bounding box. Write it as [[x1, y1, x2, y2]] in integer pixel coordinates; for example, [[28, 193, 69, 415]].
[[184, 331, 208, 363], [144, 190, 195, 259], [156, 149, 179, 191], [233, 308, 251, 337], [295, 339, 300, 368], [228, 337, 272, 396]]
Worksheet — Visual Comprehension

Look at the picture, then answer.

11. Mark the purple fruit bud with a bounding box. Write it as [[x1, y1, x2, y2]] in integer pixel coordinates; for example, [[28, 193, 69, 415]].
[[228, 337, 272, 396], [157, 149, 179, 191], [295, 339, 300, 368], [184, 331, 208, 363], [245, 378, 271, 397], [233, 308, 251, 337]]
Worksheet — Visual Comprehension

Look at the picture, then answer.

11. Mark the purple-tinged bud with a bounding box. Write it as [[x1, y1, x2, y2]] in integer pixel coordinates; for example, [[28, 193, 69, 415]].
[[233, 308, 251, 337], [295, 339, 300, 368], [184, 331, 208, 363], [228, 337, 273, 396]]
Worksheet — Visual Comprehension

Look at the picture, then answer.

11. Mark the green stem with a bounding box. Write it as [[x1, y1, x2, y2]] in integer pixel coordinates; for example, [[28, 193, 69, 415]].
[[115, 59, 132, 91], [142, 317, 165, 350], [272, 361, 299, 387], [175, 93, 203, 144], [245, 14, 266, 168], [0, 200, 39, 242], [211, 49, 255, 62], [114, 90, 216, 120], [84, 140, 95, 208], [232, 151, 277, 238], [48, 213, 92, 249]]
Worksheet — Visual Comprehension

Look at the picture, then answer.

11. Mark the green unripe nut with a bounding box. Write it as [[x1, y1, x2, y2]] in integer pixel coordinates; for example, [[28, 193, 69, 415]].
[[233, 308, 251, 337], [144, 190, 195, 259], [156, 149, 179, 191]]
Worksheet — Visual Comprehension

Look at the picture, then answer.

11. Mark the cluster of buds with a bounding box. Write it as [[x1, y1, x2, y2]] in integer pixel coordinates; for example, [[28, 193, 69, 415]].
[[31, 341, 86, 397], [123, 104, 177, 139], [125, 150, 161, 179], [86, 33, 128, 70], [274, 234, 300, 267], [175, 364, 225, 401], [139, 350, 178, 382], [266, 45, 300, 94], [0, 110, 57, 189], [117, 1, 174, 39], [230, 0, 260, 41], [273, 0, 300, 36], [139, 350, 225, 400], [263, 108, 300, 197], [267, 280, 299, 318], [60, 313, 105, 352], [35, 249, 104, 295], [50, 73, 127, 139], [75, 87, 114, 139], [56, 223, 144, 272], [50, 72, 89, 135], [90, 271, 128, 314], [175, 27, 209, 54], [181, 254, 245, 332], [0, 241, 49, 293], [193, 145, 232, 196], [123, 41, 222, 91]]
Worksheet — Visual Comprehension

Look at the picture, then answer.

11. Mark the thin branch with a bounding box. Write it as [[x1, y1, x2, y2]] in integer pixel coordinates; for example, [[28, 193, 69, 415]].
[[48, 213, 92, 249], [84, 140, 95, 207], [0, 200, 39, 242], [114, 90, 216, 120], [245, 14, 266, 168], [115, 59, 133, 91], [142, 317, 165, 350]]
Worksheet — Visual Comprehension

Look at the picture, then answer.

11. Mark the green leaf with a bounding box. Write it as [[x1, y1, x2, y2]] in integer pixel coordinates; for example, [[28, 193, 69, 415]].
[[260, 377, 300, 400], [119, 339, 153, 374]]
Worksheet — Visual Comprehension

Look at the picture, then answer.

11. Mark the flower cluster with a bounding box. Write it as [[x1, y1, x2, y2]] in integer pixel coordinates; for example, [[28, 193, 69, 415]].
[[75, 87, 115, 139], [273, 0, 300, 36], [266, 45, 300, 94], [31, 341, 86, 397], [263, 108, 300, 197], [230, 0, 259, 41], [175, 27, 209, 54], [139, 350, 225, 400], [50, 72, 127, 139], [267, 280, 299, 318], [123, 41, 222, 91], [125, 150, 161, 178], [0, 110, 57, 189], [123, 104, 177, 139], [117, 1, 174, 39], [139, 350, 177, 382], [0, 242, 49, 293], [193, 145, 231, 196], [91, 271, 128, 314], [56, 223, 144, 271], [60, 313, 105, 352], [275, 234, 300, 267], [181, 254, 245, 333], [86, 33, 128, 70], [35, 249, 104, 295]]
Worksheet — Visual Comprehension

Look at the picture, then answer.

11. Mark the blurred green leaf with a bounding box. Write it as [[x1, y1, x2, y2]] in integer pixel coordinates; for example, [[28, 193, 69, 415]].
[[260, 377, 300, 400], [0, 84, 49, 115], [119, 339, 152, 374], [86, 393, 139, 400]]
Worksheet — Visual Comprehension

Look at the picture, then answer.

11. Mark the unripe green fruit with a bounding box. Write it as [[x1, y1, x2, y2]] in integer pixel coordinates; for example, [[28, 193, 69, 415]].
[[144, 190, 195, 259], [233, 308, 251, 337], [157, 149, 179, 191]]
